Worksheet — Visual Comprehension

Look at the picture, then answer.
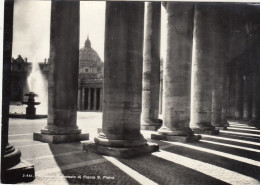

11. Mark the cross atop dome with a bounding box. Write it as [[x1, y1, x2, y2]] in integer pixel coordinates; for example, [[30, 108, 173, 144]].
[[85, 35, 91, 48]]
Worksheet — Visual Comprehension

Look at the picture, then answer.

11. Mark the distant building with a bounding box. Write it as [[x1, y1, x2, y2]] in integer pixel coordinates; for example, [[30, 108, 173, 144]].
[[78, 37, 104, 111], [10, 37, 104, 111], [10, 55, 31, 101]]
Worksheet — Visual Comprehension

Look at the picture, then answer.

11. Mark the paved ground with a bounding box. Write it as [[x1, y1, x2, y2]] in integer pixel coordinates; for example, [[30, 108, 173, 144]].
[[7, 105, 260, 185]]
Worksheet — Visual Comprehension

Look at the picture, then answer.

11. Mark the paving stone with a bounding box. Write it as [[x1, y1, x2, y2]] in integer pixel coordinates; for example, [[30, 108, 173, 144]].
[[28, 151, 103, 171], [6, 113, 260, 185], [118, 155, 228, 185], [39, 162, 140, 185], [163, 144, 260, 180]]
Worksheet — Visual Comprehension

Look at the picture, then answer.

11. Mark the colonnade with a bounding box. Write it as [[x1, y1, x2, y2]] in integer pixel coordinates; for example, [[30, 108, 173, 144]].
[[78, 87, 103, 111], [32, 1, 260, 155], [3, 1, 260, 182]]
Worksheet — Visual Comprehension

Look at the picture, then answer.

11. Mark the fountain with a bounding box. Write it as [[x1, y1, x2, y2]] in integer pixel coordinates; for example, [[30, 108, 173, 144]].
[[22, 92, 40, 119], [9, 61, 48, 119], [9, 92, 47, 119]]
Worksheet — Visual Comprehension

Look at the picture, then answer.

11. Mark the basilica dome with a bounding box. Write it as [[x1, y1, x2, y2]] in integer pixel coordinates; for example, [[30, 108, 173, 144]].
[[79, 37, 103, 79]]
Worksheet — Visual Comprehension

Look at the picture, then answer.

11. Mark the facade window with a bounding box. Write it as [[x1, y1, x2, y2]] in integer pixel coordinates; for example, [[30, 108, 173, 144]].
[[85, 68, 89, 72]]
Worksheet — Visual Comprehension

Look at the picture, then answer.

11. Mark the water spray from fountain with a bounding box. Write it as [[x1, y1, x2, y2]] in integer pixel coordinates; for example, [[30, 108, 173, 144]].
[[27, 60, 48, 114]]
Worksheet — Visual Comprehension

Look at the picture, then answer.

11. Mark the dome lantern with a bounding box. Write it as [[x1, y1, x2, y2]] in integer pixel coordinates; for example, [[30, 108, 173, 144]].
[[85, 36, 91, 48]]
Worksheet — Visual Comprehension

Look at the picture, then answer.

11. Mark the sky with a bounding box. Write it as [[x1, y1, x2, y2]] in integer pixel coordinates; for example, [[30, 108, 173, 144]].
[[12, 0, 106, 62], [11, 1, 167, 63]]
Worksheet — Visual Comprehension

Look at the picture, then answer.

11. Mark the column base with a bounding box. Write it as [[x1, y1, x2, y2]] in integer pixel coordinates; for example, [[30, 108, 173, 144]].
[[2, 144, 35, 183], [141, 119, 162, 131], [242, 118, 252, 121], [97, 128, 102, 133], [223, 120, 230, 127], [151, 133, 201, 143], [248, 120, 260, 128], [83, 141, 159, 159], [94, 133, 147, 147], [157, 125, 193, 136], [2, 160, 35, 184], [214, 126, 227, 130], [234, 117, 243, 120], [211, 122, 228, 130], [3, 144, 21, 169], [191, 122, 219, 135], [192, 128, 219, 135], [141, 125, 161, 131], [33, 132, 89, 144]]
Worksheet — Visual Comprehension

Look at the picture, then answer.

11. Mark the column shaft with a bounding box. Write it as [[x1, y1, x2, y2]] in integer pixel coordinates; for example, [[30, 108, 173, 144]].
[[227, 64, 237, 119], [34, 0, 88, 143], [46, 0, 79, 132], [100, 88, 103, 111], [243, 38, 254, 120], [235, 63, 244, 119], [159, 78, 163, 116], [211, 62, 225, 128], [81, 88, 85, 110], [141, 2, 161, 130], [251, 63, 260, 123], [94, 88, 97, 110], [92, 2, 158, 156], [190, 4, 217, 134], [211, 6, 229, 129], [243, 76, 253, 120], [222, 69, 229, 125], [2, 1, 34, 182], [249, 38, 260, 127], [77, 88, 81, 110], [2, 0, 13, 156], [87, 88, 91, 110], [158, 2, 194, 136], [97, 2, 145, 145]]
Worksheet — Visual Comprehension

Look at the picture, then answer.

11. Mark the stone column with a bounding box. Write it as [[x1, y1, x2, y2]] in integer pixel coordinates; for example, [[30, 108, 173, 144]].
[[211, 62, 225, 129], [235, 62, 244, 119], [190, 4, 218, 135], [87, 88, 91, 110], [100, 88, 103, 111], [222, 13, 231, 124], [159, 78, 163, 116], [141, 2, 162, 131], [211, 6, 229, 130], [227, 63, 237, 119], [249, 39, 260, 128], [81, 88, 85, 110], [243, 76, 253, 120], [84, 2, 158, 158], [243, 37, 254, 121], [77, 88, 81, 110], [2, 0, 34, 183], [33, 0, 88, 143], [222, 70, 229, 126], [250, 65, 260, 127], [94, 88, 97, 110], [152, 2, 200, 142]]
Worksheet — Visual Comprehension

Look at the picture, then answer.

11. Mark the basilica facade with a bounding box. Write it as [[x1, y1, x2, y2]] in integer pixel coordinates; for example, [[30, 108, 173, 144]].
[[10, 55, 30, 101], [78, 37, 104, 111], [10, 38, 104, 111]]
